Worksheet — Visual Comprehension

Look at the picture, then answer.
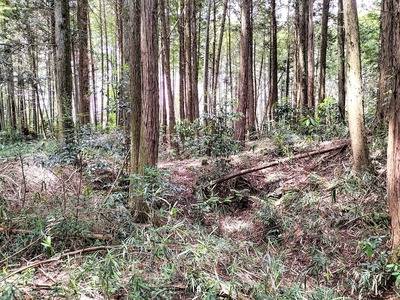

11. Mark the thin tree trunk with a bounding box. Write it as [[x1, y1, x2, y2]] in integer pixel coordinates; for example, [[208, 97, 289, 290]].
[[297, 0, 308, 110], [246, 1, 255, 137], [268, 0, 278, 120], [17, 61, 27, 134], [103, 0, 110, 126], [211, 0, 229, 112], [179, 0, 185, 120], [5, 46, 16, 134], [99, 0, 105, 127], [160, 0, 176, 142], [377, 0, 393, 125], [307, 0, 314, 108], [191, 0, 200, 120], [344, 0, 370, 173], [203, 0, 211, 116], [318, 0, 330, 104], [184, 0, 193, 121], [77, 0, 91, 125], [338, 0, 346, 122], [88, 14, 98, 127], [71, 37, 79, 122], [285, 1, 291, 101]]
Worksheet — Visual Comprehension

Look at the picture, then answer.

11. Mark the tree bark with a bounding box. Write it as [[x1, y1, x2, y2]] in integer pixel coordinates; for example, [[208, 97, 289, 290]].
[[88, 14, 98, 128], [191, 0, 199, 120], [246, 2, 255, 137], [203, 0, 211, 116], [338, 0, 346, 122], [211, 0, 229, 113], [235, 0, 252, 142], [77, 0, 90, 125], [296, 0, 308, 110], [307, 0, 314, 108], [184, 0, 193, 121], [129, 0, 142, 175], [387, 0, 400, 256], [268, 0, 278, 120], [344, 0, 370, 173], [54, 0, 74, 148], [377, 0, 394, 125], [5, 45, 16, 134], [139, 0, 159, 167], [318, 0, 330, 104], [160, 0, 176, 143], [99, 0, 105, 126], [179, 0, 185, 120]]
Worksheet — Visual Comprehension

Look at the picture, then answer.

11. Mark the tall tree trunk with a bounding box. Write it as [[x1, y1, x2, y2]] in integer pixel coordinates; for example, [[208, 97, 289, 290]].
[[191, 0, 199, 120], [71, 37, 79, 122], [17, 61, 27, 134], [318, 0, 330, 104], [296, 0, 308, 110], [285, 1, 292, 101], [128, 0, 147, 222], [234, 0, 252, 142], [160, 0, 176, 142], [88, 15, 98, 128], [377, 0, 393, 125], [103, 0, 111, 126], [139, 0, 159, 167], [211, 0, 217, 114], [307, 0, 314, 108], [99, 0, 105, 126], [55, 0, 74, 148], [29, 42, 42, 136], [77, 0, 91, 125], [338, 0, 346, 122], [344, 0, 370, 173], [387, 0, 400, 257], [211, 0, 229, 112], [5, 46, 16, 134], [184, 0, 193, 121], [203, 0, 211, 116], [129, 0, 141, 175], [0, 88, 4, 131], [268, 0, 278, 120], [179, 0, 185, 120], [246, 2, 255, 137]]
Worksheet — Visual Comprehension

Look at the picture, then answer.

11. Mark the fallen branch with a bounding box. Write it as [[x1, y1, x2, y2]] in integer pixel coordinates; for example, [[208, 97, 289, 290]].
[[211, 139, 350, 186], [6, 245, 122, 279], [0, 226, 113, 241]]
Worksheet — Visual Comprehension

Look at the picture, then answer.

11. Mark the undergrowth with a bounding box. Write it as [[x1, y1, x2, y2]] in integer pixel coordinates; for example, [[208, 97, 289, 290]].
[[0, 128, 396, 299]]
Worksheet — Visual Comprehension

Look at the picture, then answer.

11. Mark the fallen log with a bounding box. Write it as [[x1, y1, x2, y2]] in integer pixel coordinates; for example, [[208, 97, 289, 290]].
[[211, 139, 350, 186]]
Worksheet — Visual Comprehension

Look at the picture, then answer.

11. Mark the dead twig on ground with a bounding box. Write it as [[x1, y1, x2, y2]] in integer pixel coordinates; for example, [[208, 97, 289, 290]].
[[6, 245, 122, 279], [0, 226, 113, 241]]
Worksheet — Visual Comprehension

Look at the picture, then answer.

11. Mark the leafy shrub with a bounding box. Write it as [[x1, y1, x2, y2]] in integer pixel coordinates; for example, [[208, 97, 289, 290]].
[[174, 108, 241, 158]]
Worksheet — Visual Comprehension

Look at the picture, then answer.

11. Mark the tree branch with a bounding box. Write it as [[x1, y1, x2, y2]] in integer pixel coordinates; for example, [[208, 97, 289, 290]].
[[211, 139, 350, 185]]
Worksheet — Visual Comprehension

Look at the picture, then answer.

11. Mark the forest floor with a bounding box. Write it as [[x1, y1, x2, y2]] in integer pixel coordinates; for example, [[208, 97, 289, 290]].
[[0, 132, 397, 299]]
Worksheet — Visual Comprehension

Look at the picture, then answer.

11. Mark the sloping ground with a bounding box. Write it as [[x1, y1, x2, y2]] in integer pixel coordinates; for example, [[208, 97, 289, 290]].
[[0, 138, 395, 299]]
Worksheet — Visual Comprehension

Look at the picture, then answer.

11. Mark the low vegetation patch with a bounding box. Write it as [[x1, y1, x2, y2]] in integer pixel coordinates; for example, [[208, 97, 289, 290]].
[[0, 131, 396, 299]]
